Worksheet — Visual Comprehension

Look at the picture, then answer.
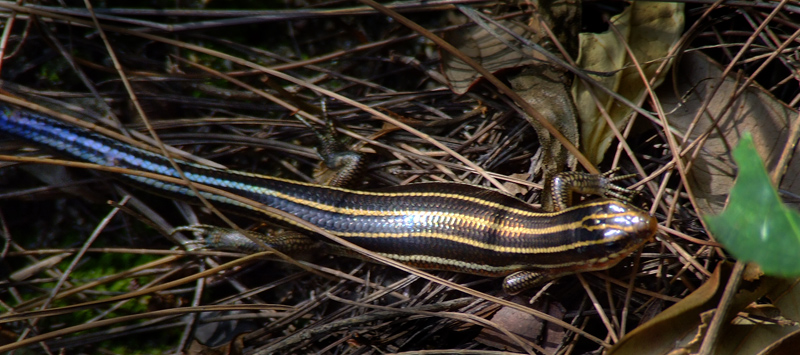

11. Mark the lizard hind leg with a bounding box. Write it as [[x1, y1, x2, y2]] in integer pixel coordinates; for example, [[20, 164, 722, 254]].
[[295, 111, 366, 188]]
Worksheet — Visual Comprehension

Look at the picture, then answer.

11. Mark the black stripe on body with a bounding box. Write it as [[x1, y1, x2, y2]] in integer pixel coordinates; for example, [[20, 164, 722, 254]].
[[0, 104, 655, 276]]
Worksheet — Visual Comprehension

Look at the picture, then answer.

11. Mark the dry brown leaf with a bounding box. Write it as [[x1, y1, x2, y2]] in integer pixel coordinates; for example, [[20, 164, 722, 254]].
[[755, 329, 800, 355], [573, 2, 684, 164], [502, 173, 533, 195], [612, 261, 791, 355], [610, 263, 733, 355], [440, 0, 578, 94], [440, 3, 581, 210], [475, 296, 565, 354], [442, 19, 541, 94], [712, 277, 800, 354], [658, 52, 798, 214]]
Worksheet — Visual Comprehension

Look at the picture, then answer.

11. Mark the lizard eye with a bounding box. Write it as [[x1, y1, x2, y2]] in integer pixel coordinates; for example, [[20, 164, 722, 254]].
[[583, 218, 604, 228]]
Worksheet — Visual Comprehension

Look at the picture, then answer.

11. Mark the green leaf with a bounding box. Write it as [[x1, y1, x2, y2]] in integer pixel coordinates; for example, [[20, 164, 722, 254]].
[[703, 133, 800, 276]]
